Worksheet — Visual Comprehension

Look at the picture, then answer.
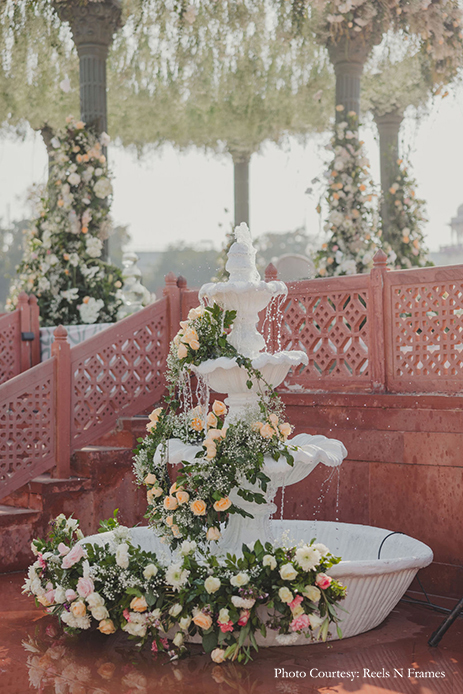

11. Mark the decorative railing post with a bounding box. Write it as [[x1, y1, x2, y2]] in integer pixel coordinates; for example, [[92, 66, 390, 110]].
[[369, 249, 388, 392], [163, 272, 181, 341], [177, 275, 189, 321], [17, 292, 32, 373], [52, 326, 71, 478], [29, 295, 41, 367]]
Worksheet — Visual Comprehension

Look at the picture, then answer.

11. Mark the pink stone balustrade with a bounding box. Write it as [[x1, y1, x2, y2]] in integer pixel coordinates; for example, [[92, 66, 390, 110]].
[[2, 257, 463, 499], [0, 293, 40, 385]]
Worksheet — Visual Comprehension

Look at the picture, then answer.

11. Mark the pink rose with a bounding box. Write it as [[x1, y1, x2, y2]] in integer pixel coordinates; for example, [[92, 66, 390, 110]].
[[58, 543, 70, 556], [288, 595, 303, 613], [315, 573, 332, 590], [62, 544, 85, 569], [65, 589, 77, 602], [123, 608, 131, 622], [37, 554, 47, 569], [238, 610, 250, 626], [44, 589, 55, 605], [219, 620, 234, 633], [289, 614, 310, 632], [77, 577, 94, 598]]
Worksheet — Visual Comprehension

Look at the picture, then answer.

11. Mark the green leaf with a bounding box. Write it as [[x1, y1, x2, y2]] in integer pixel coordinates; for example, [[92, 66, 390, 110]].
[[202, 630, 219, 653]]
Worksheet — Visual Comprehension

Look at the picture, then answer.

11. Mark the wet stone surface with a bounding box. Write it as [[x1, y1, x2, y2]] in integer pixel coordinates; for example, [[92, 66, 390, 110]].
[[0, 572, 462, 694]]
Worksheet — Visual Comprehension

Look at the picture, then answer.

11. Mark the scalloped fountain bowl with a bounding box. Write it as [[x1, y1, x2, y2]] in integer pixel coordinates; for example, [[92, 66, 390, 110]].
[[81, 520, 432, 646]]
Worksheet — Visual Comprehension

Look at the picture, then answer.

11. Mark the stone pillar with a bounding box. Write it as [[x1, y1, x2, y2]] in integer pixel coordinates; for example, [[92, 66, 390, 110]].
[[54, 0, 122, 261], [374, 109, 404, 243], [54, 0, 122, 135], [230, 150, 251, 227], [328, 37, 372, 124]]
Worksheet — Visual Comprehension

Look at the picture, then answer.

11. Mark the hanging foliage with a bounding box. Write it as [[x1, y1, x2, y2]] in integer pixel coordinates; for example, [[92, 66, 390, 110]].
[[7, 117, 123, 326]]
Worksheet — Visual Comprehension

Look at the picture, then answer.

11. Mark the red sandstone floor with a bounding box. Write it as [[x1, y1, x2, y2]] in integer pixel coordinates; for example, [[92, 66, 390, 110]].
[[0, 573, 462, 694]]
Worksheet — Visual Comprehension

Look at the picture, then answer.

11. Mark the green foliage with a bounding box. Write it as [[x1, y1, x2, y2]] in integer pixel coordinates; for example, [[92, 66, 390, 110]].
[[0, 218, 28, 311]]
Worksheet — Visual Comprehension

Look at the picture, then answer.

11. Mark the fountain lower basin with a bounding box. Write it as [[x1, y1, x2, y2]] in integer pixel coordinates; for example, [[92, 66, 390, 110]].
[[81, 520, 432, 646]]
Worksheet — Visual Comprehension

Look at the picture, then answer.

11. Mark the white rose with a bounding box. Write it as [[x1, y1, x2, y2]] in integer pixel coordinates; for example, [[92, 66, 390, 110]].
[[218, 608, 229, 624], [123, 622, 146, 637], [115, 543, 130, 569], [311, 543, 329, 557], [54, 586, 66, 604], [179, 616, 191, 630], [180, 540, 197, 556], [93, 178, 113, 199], [68, 172, 81, 186], [173, 632, 184, 647], [303, 585, 321, 603], [87, 592, 105, 608], [143, 564, 158, 579], [169, 603, 183, 618], [263, 554, 277, 570], [279, 563, 298, 581], [308, 613, 324, 629], [230, 572, 249, 587], [231, 596, 255, 609], [204, 576, 221, 594], [278, 587, 293, 604], [92, 605, 109, 621]]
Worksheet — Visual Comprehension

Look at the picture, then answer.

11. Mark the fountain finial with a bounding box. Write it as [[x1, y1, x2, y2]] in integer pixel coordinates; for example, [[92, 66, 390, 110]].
[[225, 223, 261, 283]]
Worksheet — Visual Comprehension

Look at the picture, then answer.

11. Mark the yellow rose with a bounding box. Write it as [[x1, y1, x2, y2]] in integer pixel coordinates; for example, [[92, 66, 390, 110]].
[[260, 423, 274, 439], [190, 499, 206, 516], [176, 491, 190, 505], [71, 601, 87, 617], [193, 613, 213, 630], [212, 400, 227, 417], [98, 620, 117, 635], [144, 473, 157, 485], [213, 497, 232, 512], [177, 343, 188, 359], [130, 596, 148, 612], [164, 496, 178, 511], [191, 417, 204, 432]]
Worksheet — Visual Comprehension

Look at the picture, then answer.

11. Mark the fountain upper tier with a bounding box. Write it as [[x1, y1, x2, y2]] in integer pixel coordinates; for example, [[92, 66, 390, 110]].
[[199, 223, 302, 363]]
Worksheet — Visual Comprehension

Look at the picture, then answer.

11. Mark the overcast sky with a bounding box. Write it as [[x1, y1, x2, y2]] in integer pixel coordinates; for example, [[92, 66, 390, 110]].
[[1, 82, 462, 254]]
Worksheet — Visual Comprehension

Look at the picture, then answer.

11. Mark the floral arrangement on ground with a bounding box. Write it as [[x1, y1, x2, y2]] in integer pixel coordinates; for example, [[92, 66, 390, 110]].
[[24, 514, 347, 664], [24, 300, 347, 663], [7, 115, 122, 326]]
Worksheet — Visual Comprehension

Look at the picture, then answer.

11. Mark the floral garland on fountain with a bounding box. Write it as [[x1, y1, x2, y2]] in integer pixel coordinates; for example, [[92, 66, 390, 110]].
[[7, 116, 122, 326], [24, 225, 347, 664], [381, 158, 432, 269], [314, 109, 380, 277]]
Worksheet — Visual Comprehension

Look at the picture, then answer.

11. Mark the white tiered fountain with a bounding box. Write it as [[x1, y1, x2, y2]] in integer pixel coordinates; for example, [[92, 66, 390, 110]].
[[82, 224, 433, 645]]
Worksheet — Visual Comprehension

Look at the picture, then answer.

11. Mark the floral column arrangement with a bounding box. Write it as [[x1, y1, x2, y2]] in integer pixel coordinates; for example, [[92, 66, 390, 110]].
[[315, 110, 378, 276], [7, 117, 122, 326]]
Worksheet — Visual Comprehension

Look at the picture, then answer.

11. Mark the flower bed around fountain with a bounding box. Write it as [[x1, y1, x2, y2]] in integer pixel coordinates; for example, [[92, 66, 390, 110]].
[[23, 223, 433, 664]]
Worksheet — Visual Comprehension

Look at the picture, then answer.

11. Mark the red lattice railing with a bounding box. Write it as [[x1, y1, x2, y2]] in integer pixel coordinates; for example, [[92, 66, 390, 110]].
[[384, 264, 463, 393], [0, 294, 40, 385], [71, 297, 169, 450], [0, 359, 55, 498]]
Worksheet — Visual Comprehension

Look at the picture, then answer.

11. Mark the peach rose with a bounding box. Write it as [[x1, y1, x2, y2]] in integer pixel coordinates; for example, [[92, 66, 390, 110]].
[[205, 442, 217, 460], [279, 422, 292, 440], [172, 525, 182, 538], [213, 497, 231, 512], [165, 515, 174, 526], [170, 482, 183, 495], [193, 613, 213, 630], [190, 499, 206, 516], [205, 428, 223, 441], [149, 407, 163, 422], [260, 423, 274, 439], [130, 596, 148, 612], [191, 417, 204, 431], [176, 491, 190, 505], [189, 339, 200, 351], [251, 421, 263, 432], [206, 527, 221, 541], [144, 473, 157, 485], [164, 495, 178, 511], [207, 412, 218, 428], [269, 413, 279, 425], [212, 400, 227, 417], [98, 620, 117, 636], [211, 648, 226, 663], [177, 344, 188, 359], [71, 600, 87, 617], [147, 488, 159, 504], [37, 594, 53, 607]]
